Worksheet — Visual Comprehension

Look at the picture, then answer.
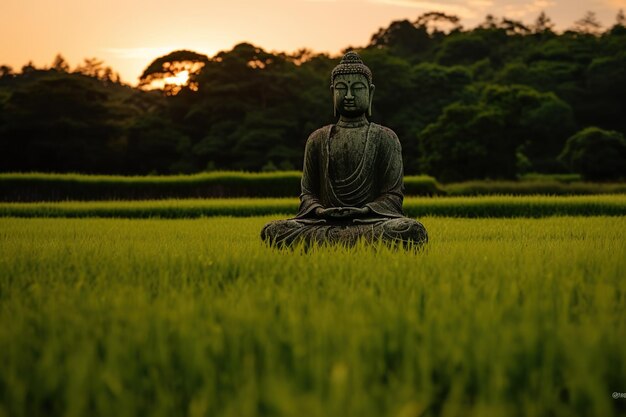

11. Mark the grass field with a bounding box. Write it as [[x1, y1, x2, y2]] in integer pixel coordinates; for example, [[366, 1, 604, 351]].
[[2, 195, 626, 218], [1, 216, 625, 417]]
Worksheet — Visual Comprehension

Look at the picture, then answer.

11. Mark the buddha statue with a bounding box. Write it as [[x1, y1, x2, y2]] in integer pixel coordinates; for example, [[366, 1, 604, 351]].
[[261, 51, 428, 248]]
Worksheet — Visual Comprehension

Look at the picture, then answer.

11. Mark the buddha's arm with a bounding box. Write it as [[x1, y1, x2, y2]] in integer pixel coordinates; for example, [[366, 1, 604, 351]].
[[296, 134, 324, 218], [364, 129, 405, 218]]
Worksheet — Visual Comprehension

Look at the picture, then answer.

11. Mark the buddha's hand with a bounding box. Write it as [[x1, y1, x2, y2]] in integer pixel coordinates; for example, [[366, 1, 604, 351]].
[[315, 206, 371, 219]]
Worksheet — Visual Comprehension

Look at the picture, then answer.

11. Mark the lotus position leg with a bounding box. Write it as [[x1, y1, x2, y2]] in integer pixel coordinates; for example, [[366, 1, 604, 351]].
[[261, 218, 427, 248]]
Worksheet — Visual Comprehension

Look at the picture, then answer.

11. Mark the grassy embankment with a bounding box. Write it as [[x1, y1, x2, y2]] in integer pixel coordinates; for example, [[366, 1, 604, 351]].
[[2, 172, 626, 201], [1, 216, 625, 417], [0, 172, 442, 200], [1, 195, 626, 218]]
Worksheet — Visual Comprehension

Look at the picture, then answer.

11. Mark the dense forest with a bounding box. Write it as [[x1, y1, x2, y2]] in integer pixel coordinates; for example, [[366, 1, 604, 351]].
[[1, 11, 626, 180]]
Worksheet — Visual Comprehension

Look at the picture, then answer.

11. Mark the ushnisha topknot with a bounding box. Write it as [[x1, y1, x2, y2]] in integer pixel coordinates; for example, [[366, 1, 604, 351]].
[[331, 51, 373, 86]]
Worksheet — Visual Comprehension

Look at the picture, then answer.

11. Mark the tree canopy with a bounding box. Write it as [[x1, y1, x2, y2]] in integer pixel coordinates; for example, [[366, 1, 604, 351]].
[[1, 10, 625, 179]]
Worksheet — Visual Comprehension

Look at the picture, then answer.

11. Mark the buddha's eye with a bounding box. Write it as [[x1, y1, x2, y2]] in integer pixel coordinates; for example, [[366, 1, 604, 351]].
[[352, 82, 366, 91], [335, 82, 348, 90]]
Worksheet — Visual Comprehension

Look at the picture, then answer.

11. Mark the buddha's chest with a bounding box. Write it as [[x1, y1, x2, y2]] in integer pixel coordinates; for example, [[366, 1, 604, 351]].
[[329, 126, 369, 179]]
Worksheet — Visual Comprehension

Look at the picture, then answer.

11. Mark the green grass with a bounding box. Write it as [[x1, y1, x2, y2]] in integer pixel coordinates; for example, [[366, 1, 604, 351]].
[[444, 180, 626, 196], [1, 195, 626, 218], [1, 216, 625, 417]]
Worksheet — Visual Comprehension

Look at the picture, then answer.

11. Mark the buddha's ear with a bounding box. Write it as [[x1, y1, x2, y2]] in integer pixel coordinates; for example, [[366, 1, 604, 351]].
[[368, 84, 375, 117], [331, 85, 337, 117]]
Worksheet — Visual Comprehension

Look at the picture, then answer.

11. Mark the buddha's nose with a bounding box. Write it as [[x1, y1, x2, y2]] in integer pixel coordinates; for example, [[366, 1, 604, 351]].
[[345, 89, 354, 99]]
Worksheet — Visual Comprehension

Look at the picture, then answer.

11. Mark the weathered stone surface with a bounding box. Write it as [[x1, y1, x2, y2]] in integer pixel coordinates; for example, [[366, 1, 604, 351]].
[[261, 217, 428, 248], [261, 51, 428, 248]]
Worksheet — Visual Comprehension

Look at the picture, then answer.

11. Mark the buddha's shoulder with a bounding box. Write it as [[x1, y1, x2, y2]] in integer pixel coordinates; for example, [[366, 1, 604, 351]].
[[370, 123, 401, 145], [306, 125, 334, 143]]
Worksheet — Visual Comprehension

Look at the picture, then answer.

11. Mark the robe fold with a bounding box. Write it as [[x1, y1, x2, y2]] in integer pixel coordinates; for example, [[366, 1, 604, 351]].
[[297, 122, 405, 223]]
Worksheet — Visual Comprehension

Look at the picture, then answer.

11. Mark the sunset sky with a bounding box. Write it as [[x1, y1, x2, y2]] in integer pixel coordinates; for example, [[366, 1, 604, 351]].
[[2, 0, 625, 85]]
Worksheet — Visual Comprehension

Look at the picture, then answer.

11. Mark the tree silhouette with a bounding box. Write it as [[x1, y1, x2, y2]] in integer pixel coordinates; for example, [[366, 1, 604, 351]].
[[2, 10, 626, 177], [369, 20, 432, 57], [572, 11, 602, 35], [419, 85, 575, 180], [558, 127, 626, 180], [139, 50, 209, 95], [21, 61, 36, 74], [533, 11, 555, 33], [617, 9, 626, 26], [0, 65, 13, 78], [480, 14, 499, 30], [75, 58, 120, 83], [414, 12, 462, 34], [51, 54, 70, 72], [500, 18, 530, 35]]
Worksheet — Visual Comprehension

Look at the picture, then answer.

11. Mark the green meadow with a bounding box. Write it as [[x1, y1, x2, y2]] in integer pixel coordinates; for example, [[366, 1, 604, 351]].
[[1, 215, 625, 417], [2, 195, 626, 218]]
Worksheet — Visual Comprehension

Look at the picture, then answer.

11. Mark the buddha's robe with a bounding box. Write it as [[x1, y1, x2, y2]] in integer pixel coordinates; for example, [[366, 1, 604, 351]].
[[261, 122, 427, 247]]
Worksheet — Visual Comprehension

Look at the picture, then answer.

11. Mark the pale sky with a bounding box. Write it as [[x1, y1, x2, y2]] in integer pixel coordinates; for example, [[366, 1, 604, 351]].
[[1, 0, 624, 85]]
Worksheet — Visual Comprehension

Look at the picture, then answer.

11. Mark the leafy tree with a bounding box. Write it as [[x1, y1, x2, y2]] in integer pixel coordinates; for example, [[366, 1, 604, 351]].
[[480, 14, 499, 30], [75, 58, 120, 83], [533, 11, 555, 34], [585, 53, 626, 133], [3, 11, 626, 177], [369, 20, 432, 58], [124, 114, 192, 173], [419, 103, 509, 181], [500, 18, 531, 36], [0, 71, 122, 172], [571, 12, 602, 35], [496, 60, 582, 107], [0, 65, 13, 78], [51, 54, 70, 72], [139, 50, 209, 95], [0, 69, 164, 174], [558, 127, 626, 180], [410, 63, 472, 126], [188, 43, 325, 171], [21, 61, 36, 74], [415, 11, 462, 34], [419, 85, 575, 180], [399, 63, 472, 171], [436, 34, 490, 65], [617, 9, 625, 26]]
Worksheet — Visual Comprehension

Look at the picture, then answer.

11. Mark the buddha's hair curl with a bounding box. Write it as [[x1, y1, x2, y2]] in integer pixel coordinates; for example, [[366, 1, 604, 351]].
[[331, 51, 373, 85]]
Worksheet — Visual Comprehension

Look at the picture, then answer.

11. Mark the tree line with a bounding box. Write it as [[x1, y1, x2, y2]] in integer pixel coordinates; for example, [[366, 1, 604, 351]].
[[1, 10, 625, 180]]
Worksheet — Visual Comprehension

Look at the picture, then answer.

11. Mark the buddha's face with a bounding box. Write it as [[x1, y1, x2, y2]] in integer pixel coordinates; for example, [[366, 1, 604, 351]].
[[332, 73, 373, 118]]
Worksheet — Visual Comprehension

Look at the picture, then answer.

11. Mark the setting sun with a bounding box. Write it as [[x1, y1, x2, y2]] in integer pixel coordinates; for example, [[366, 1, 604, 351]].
[[164, 70, 189, 86], [141, 70, 191, 94]]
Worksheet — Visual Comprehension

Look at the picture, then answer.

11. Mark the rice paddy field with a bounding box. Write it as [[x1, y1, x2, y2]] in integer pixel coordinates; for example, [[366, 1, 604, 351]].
[[2, 195, 626, 218], [1, 200, 626, 416]]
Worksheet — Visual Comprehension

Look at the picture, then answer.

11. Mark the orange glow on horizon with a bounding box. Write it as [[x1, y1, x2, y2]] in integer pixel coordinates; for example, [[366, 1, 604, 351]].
[[1, 0, 624, 85], [164, 70, 190, 86], [141, 70, 195, 95]]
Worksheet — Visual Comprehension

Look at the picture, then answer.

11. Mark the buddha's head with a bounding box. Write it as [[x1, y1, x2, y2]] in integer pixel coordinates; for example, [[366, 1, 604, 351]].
[[331, 51, 375, 118]]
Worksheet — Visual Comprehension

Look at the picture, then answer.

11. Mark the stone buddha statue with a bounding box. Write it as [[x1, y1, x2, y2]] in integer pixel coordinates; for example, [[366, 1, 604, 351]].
[[261, 51, 428, 247]]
